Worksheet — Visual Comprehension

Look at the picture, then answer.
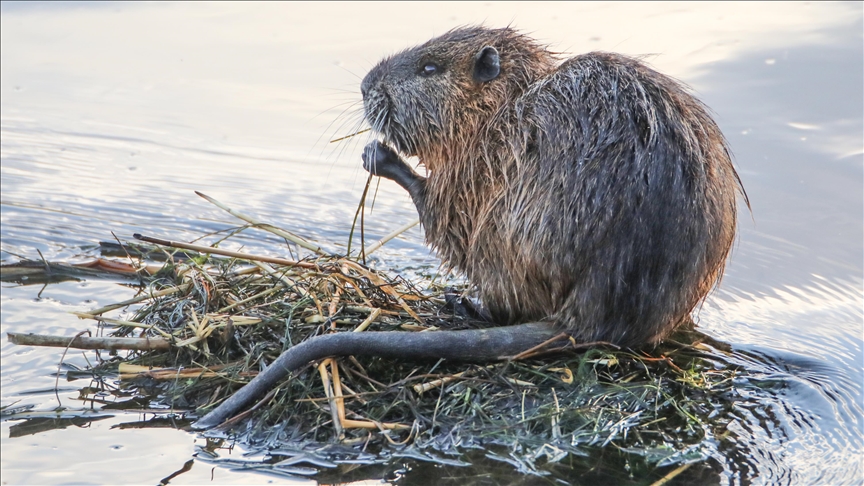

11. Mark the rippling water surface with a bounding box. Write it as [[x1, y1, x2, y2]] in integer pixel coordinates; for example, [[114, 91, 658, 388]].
[[2, 2, 862, 484]]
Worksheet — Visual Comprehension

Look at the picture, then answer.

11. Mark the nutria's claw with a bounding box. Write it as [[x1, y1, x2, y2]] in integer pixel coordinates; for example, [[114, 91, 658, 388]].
[[363, 140, 417, 189], [362, 141, 428, 216]]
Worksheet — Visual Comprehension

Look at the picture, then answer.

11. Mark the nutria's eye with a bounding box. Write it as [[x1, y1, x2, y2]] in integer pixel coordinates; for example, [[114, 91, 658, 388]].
[[420, 62, 441, 76]]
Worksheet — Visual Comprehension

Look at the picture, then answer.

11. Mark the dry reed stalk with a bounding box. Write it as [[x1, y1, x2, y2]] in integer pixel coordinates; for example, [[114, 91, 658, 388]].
[[328, 282, 343, 321], [195, 191, 329, 256], [329, 128, 370, 143], [353, 308, 381, 333], [331, 359, 408, 431], [7, 332, 170, 351], [118, 363, 257, 381], [85, 283, 192, 316], [649, 463, 694, 486], [134, 234, 319, 269], [318, 359, 344, 437], [510, 332, 571, 360], [216, 286, 281, 313], [71, 313, 173, 338], [341, 260, 423, 323], [412, 370, 470, 394], [363, 219, 420, 256]]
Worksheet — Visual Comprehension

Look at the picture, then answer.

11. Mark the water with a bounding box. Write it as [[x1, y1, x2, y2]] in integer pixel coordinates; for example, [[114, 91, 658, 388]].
[[1, 2, 861, 484]]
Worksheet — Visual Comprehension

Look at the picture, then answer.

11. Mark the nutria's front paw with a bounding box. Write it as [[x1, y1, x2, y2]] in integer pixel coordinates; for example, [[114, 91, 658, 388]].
[[362, 141, 408, 181]]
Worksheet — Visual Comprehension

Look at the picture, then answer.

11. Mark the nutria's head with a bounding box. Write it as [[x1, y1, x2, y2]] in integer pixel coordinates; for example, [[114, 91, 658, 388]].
[[361, 26, 555, 161]]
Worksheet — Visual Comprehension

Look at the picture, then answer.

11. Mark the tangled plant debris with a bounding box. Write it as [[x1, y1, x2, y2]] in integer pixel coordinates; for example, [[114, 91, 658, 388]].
[[2, 193, 747, 484]]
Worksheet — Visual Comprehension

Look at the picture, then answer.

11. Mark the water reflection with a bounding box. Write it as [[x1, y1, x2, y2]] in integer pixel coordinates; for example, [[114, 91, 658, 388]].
[[2, 2, 862, 484]]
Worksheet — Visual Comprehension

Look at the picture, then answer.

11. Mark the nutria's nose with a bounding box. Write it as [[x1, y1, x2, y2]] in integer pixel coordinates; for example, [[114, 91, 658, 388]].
[[360, 72, 375, 99], [361, 62, 387, 99], [361, 77, 370, 98]]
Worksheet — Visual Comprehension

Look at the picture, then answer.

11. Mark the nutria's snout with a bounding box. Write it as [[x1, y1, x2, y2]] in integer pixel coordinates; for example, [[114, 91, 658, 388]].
[[360, 60, 393, 114], [360, 77, 380, 120], [360, 64, 395, 145], [361, 59, 391, 95], [360, 67, 378, 99]]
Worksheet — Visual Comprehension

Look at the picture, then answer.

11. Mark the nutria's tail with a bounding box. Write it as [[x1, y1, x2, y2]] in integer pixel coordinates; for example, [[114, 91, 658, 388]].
[[192, 322, 558, 429]]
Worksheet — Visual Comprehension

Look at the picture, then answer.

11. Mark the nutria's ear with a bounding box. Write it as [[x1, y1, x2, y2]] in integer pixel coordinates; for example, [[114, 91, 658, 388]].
[[473, 46, 500, 83]]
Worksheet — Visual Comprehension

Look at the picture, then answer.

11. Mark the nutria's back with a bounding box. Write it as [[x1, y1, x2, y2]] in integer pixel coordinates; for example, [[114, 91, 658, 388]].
[[362, 26, 745, 346]]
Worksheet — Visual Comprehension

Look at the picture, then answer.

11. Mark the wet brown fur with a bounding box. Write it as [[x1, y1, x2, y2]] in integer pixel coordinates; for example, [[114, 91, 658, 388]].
[[362, 26, 746, 346]]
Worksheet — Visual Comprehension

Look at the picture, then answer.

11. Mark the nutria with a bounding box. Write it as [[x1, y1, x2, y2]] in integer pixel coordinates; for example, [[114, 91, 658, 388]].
[[194, 26, 745, 429]]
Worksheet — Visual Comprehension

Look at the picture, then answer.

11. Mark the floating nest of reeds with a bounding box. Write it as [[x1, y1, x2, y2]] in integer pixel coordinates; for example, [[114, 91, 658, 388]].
[[3, 193, 745, 484]]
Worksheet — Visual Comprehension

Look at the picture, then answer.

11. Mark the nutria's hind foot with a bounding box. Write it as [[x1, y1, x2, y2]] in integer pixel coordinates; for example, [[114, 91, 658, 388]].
[[443, 289, 493, 322]]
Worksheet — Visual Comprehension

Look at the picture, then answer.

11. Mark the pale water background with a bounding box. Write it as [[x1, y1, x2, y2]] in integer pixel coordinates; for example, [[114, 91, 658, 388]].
[[1, 2, 862, 484]]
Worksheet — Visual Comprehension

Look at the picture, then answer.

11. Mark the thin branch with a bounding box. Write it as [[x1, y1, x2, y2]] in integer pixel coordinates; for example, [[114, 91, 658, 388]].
[[364, 219, 420, 256], [8, 332, 170, 351], [195, 191, 329, 256], [133, 234, 320, 269]]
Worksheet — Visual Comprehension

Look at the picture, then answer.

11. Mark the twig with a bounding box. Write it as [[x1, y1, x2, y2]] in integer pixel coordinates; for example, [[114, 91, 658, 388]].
[[134, 234, 320, 269], [649, 463, 693, 486], [56, 330, 90, 407], [119, 364, 256, 381], [318, 359, 344, 438], [328, 280, 343, 321], [413, 370, 469, 394], [510, 332, 571, 360], [329, 128, 370, 143], [8, 332, 171, 351], [320, 357, 408, 431], [216, 286, 280, 314], [348, 174, 374, 260], [353, 308, 381, 333], [340, 260, 423, 324], [195, 191, 329, 256], [364, 219, 420, 256], [86, 283, 191, 316], [551, 387, 561, 439], [216, 387, 280, 429], [344, 305, 400, 316], [71, 313, 172, 338], [360, 176, 368, 265]]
